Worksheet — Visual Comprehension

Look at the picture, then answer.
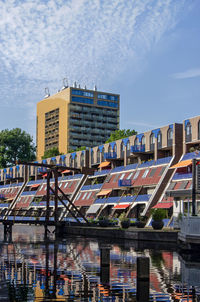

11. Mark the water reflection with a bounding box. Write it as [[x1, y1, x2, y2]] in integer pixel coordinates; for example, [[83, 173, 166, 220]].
[[0, 225, 200, 301]]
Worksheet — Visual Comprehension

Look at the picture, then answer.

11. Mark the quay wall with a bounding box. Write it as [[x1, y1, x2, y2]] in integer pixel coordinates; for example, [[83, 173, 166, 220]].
[[63, 226, 178, 243]]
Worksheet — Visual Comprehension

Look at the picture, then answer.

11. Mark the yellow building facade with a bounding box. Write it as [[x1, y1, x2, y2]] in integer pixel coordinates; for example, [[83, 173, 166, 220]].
[[37, 87, 119, 160]]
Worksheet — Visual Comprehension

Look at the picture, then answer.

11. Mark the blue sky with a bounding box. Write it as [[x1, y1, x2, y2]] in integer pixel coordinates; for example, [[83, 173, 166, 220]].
[[0, 0, 199, 142]]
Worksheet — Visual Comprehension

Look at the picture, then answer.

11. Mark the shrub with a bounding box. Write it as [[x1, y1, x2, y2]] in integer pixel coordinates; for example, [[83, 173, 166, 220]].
[[151, 208, 166, 221]]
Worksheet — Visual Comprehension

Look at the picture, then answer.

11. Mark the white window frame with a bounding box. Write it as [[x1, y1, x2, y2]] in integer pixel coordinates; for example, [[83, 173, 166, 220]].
[[64, 182, 68, 188], [127, 172, 133, 180], [82, 192, 88, 199], [87, 192, 92, 199], [119, 173, 125, 180], [142, 169, 149, 178], [133, 170, 140, 180]]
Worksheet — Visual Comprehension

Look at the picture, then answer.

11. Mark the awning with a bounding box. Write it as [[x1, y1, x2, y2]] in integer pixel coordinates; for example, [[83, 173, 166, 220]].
[[170, 159, 192, 169], [86, 204, 102, 214], [61, 169, 71, 174], [152, 202, 173, 209], [113, 204, 130, 209], [98, 161, 111, 168], [96, 189, 112, 196], [31, 183, 40, 188], [42, 173, 47, 177]]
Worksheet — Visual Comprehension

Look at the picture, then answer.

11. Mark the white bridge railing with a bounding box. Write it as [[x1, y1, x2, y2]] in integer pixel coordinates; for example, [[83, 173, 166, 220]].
[[179, 216, 200, 237]]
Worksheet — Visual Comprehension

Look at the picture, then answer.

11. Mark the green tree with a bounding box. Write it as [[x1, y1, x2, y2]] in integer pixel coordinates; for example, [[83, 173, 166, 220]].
[[0, 128, 36, 168], [68, 146, 86, 153], [42, 147, 63, 159], [106, 129, 137, 143]]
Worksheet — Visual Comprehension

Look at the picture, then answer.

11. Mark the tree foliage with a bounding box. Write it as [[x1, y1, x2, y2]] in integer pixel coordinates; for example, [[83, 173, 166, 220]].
[[68, 146, 86, 153], [106, 129, 137, 143], [0, 128, 36, 168], [42, 147, 63, 159]]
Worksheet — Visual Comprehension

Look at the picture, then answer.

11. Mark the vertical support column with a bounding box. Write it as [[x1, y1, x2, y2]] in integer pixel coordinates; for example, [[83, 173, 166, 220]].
[[154, 139, 158, 161], [54, 169, 58, 227], [45, 242, 49, 298], [53, 242, 58, 298], [124, 147, 127, 167], [192, 158, 196, 216], [136, 257, 149, 302], [45, 170, 51, 238], [99, 244, 111, 285]]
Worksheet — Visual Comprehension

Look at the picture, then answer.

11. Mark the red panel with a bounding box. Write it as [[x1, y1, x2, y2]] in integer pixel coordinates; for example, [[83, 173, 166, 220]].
[[174, 182, 181, 190], [113, 204, 130, 209], [15, 196, 32, 209], [153, 202, 173, 209], [74, 191, 96, 207]]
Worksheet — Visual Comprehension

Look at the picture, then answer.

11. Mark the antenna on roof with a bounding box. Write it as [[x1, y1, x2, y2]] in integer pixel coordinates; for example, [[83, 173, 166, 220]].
[[84, 85, 87, 90], [61, 78, 68, 90], [73, 81, 77, 88], [44, 87, 50, 98], [78, 84, 81, 88], [94, 85, 97, 91]]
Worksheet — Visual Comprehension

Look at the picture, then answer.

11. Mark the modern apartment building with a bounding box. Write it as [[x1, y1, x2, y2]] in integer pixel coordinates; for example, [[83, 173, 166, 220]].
[[36, 86, 120, 159]]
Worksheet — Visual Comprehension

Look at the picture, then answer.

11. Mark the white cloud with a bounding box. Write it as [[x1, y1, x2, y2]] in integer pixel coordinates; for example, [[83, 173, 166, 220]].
[[0, 0, 186, 105], [172, 68, 200, 79]]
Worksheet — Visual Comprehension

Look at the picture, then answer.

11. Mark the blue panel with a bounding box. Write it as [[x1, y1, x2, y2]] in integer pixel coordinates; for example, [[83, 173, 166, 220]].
[[81, 150, 85, 154], [122, 138, 129, 146], [94, 169, 111, 176], [60, 155, 66, 160], [104, 152, 117, 160], [98, 145, 104, 152], [16, 165, 20, 171], [97, 100, 118, 108], [154, 156, 172, 165], [182, 151, 200, 160], [91, 148, 93, 153], [10, 167, 13, 172], [72, 89, 94, 97], [109, 142, 116, 150], [42, 159, 47, 164], [135, 194, 151, 202], [184, 119, 190, 128], [139, 160, 155, 168], [118, 179, 132, 186], [51, 157, 56, 161], [152, 128, 160, 138], [169, 124, 173, 129], [72, 96, 94, 105], [81, 184, 102, 191], [3, 168, 7, 173], [136, 133, 144, 142], [70, 152, 76, 159]]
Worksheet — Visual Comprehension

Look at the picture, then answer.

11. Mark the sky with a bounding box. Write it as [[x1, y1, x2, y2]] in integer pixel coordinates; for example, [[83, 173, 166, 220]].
[[0, 0, 200, 143]]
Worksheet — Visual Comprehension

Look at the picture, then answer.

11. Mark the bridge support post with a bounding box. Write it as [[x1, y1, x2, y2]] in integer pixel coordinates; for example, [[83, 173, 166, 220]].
[[99, 244, 111, 285], [3, 222, 13, 242], [136, 256, 150, 302]]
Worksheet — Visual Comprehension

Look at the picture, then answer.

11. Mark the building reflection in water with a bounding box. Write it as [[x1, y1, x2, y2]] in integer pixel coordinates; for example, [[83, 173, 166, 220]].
[[0, 226, 200, 301]]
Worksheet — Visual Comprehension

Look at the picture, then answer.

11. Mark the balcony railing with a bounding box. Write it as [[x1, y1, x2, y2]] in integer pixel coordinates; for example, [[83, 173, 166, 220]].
[[131, 144, 145, 153], [179, 216, 200, 238], [104, 152, 117, 160], [118, 179, 132, 187]]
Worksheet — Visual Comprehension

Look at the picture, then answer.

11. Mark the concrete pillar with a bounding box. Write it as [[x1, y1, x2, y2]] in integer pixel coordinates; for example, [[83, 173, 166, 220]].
[[124, 147, 127, 167], [99, 244, 111, 285], [154, 139, 158, 161], [136, 257, 150, 302]]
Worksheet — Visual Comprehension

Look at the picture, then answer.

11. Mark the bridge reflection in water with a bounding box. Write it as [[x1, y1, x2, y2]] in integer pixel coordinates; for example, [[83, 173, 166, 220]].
[[0, 225, 200, 301]]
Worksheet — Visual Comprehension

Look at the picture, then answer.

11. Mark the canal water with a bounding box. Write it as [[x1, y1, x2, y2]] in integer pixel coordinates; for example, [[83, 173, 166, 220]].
[[0, 225, 200, 301]]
